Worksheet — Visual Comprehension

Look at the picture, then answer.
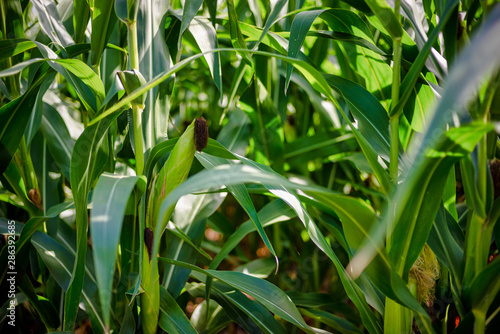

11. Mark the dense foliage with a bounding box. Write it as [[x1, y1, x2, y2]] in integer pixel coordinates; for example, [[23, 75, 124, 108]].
[[1, 0, 500, 333]]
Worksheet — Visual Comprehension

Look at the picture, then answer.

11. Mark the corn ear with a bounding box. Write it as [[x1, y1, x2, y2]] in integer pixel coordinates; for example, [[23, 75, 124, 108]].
[[140, 118, 208, 334]]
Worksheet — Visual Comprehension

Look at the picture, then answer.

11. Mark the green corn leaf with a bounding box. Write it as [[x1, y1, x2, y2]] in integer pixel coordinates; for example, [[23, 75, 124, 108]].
[[34, 42, 105, 114], [470, 256, 500, 331], [254, 0, 288, 48], [40, 102, 75, 180], [209, 199, 295, 270], [158, 286, 198, 334], [225, 0, 252, 66], [90, 173, 147, 327], [66, 114, 115, 330], [31, 230, 108, 333], [363, 0, 402, 40], [0, 79, 44, 174], [427, 205, 464, 288], [0, 58, 44, 78], [178, 0, 204, 49], [390, 0, 461, 117], [323, 74, 392, 161], [196, 152, 278, 267], [0, 38, 36, 62], [350, 5, 500, 279], [158, 257, 317, 333], [300, 308, 362, 334], [153, 162, 383, 333], [0, 219, 107, 333], [73, 0, 90, 44], [181, 15, 223, 99], [31, 0, 75, 48], [90, 0, 117, 68], [187, 278, 287, 334], [17, 275, 60, 331], [25, 74, 54, 146]]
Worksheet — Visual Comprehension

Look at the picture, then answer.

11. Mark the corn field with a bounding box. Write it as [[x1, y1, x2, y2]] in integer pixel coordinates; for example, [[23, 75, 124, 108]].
[[1, 0, 500, 333]]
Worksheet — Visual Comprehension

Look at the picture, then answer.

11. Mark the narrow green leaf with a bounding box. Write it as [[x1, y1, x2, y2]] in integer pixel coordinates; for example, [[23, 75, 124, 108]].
[[300, 308, 362, 334], [178, 0, 204, 49], [188, 278, 286, 334], [285, 9, 323, 91], [284, 130, 357, 162], [390, 0, 460, 117], [158, 257, 316, 333], [66, 115, 115, 330], [0, 81, 42, 174], [196, 153, 277, 264], [153, 162, 383, 333], [91, 0, 117, 67], [73, 0, 90, 44], [443, 156, 458, 220], [144, 138, 179, 179], [225, 0, 252, 65], [34, 42, 105, 113], [31, 0, 75, 48], [158, 286, 198, 334], [25, 74, 54, 145], [460, 155, 485, 217], [209, 199, 295, 270], [90, 173, 146, 327], [40, 102, 75, 180], [308, 30, 387, 56], [470, 257, 500, 328], [427, 205, 463, 287], [254, 0, 288, 48], [363, 0, 402, 39], [52, 59, 105, 111], [18, 275, 60, 331], [0, 58, 43, 78], [351, 6, 500, 278], [0, 202, 73, 281], [323, 74, 391, 160], [396, 0, 447, 78], [205, 0, 218, 26], [0, 39, 36, 62], [285, 9, 377, 92], [185, 16, 222, 99], [30, 230, 107, 334]]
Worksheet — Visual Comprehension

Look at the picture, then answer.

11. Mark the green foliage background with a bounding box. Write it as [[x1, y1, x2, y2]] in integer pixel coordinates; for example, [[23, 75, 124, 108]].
[[1, 0, 500, 333]]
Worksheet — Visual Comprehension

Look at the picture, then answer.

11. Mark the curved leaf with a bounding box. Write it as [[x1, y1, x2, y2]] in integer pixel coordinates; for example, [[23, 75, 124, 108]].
[[0, 38, 37, 62], [31, 0, 75, 48], [30, 230, 107, 334], [187, 278, 287, 334], [153, 162, 383, 333], [178, 0, 204, 49], [363, 0, 402, 39], [158, 286, 199, 334], [158, 257, 316, 333]]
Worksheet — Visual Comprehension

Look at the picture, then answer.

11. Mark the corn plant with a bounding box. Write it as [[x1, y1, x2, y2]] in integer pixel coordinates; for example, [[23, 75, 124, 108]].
[[1, 0, 500, 333]]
